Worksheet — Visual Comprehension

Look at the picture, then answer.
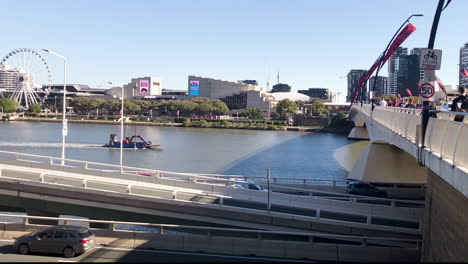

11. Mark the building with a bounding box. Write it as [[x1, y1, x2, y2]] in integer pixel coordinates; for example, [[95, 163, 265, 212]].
[[298, 88, 329, 100], [388, 47, 408, 96], [239, 80, 258, 86], [346, 70, 368, 102], [0, 65, 35, 91], [271, 83, 291, 93], [460, 42, 468, 88], [368, 76, 388, 98], [396, 53, 420, 97], [187, 76, 277, 116]]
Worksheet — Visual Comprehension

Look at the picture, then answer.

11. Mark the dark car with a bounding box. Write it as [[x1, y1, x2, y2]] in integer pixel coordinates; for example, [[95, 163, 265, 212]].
[[14, 225, 96, 258], [346, 182, 388, 198]]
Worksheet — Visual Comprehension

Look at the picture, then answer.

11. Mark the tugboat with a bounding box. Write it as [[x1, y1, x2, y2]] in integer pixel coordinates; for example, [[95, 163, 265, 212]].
[[103, 134, 160, 149]]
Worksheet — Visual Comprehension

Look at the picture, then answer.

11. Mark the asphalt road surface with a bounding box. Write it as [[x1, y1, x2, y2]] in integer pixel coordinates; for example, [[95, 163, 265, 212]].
[[0, 240, 312, 262]]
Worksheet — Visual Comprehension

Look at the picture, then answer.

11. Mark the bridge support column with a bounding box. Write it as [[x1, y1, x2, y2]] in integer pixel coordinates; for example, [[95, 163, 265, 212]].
[[26, 209, 59, 225], [348, 127, 369, 140], [422, 170, 468, 262], [348, 143, 427, 184]]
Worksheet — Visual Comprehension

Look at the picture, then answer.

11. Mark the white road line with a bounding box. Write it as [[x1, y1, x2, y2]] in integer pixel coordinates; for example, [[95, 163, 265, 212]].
[[57, 260, 77, 263], [94, 246, 310, 262]]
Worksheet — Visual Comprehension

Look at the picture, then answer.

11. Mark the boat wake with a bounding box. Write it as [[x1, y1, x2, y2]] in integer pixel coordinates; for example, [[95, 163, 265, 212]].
[[0, 142, 103, 148]]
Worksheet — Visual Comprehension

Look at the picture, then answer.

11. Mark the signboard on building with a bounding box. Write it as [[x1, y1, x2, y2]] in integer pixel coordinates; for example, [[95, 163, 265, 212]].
[[139, 80, 149, 95], [419, 48, 442, 70], [189, 80, 200, 96]]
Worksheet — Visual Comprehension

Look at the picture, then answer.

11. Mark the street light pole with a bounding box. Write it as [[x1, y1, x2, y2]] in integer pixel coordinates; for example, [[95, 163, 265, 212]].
[[370, 14, 423, 111], [420, 0, 446, 166], [42, 48, 67, 166], [120, 86, 124, 168]]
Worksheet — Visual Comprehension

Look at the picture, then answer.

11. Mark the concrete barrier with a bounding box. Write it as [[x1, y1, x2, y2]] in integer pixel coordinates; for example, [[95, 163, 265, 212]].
[[232, 238, 285, 258], [133, 232, 184, 251], [3, 223, 46, 239], [183, 235, 234, 254], [91, 229, 135, 248], [284, 242, 337, 261]]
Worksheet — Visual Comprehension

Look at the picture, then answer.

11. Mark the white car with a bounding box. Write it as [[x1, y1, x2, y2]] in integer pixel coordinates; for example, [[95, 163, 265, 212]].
[[228, 178, 268, 191]]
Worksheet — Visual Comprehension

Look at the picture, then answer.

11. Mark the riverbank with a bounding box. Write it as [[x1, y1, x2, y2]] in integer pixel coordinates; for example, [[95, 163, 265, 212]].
[[10, 117, 352, 134]]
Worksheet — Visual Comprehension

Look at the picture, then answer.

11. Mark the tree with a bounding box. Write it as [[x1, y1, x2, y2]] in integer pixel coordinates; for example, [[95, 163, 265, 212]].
[[28, 104, 42, 114], [0, 98, 18, 113], [310, 99, 328, 117], [275, 99, 297, 119], [241, 107, 263, 119], [103, 100, 121, 115]]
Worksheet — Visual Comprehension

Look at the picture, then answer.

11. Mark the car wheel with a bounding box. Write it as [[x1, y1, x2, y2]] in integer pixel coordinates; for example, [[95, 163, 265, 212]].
[[63, 247, 76, 258], [18, 244, 30, 255]]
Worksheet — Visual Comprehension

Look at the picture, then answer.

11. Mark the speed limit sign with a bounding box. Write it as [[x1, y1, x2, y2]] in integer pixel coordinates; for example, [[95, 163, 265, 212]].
[[419, 82, 435, 99]]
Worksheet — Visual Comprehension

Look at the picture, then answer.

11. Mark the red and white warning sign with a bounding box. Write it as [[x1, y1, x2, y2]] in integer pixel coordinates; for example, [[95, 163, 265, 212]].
[[419, 82, 435, 100]]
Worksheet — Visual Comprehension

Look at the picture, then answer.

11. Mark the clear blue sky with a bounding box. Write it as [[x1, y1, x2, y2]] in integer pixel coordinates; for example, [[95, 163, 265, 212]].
[[2, 0, 467, 102]]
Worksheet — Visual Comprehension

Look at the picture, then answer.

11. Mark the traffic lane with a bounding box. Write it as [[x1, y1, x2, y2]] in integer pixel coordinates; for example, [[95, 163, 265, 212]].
[[0, 240, 311, 263]]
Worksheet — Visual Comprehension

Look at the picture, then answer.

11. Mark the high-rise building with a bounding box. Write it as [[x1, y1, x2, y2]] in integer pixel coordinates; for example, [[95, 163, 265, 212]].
[[368, 76, 388, 97], [346, 70, 368, 102], [460, 42, 468, 88], [396, 53, 420, 97], [388, 47, 408, 96], [298, 88, 329, 100], [410, 48, 425, 83]]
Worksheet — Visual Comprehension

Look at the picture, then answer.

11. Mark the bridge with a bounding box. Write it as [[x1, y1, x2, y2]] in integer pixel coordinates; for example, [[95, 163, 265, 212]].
[[0, 104, 466, 261], [348, 104, 468, 262]]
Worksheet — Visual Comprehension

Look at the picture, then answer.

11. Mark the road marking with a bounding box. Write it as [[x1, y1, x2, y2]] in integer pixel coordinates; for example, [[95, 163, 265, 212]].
[[57, 260, 77, 263], [0, 239, 14, 242], [94, 246, 310, 262]]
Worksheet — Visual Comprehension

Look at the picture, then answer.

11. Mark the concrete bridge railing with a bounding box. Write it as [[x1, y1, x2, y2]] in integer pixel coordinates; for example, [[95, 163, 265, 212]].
[[351, 105, 468, 198], [0, 214, 421, 262]]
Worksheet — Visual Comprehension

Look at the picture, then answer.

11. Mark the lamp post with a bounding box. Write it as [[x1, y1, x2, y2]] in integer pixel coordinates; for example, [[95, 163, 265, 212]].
[[420, 0, 447, 166], [42, 48, 67, 166], [108, 81, 124, 167], [370, 14, 423, 110]]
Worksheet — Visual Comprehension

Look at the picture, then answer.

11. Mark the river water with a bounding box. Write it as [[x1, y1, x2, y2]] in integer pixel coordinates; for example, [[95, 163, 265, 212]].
[[0, 121, 368, 228]]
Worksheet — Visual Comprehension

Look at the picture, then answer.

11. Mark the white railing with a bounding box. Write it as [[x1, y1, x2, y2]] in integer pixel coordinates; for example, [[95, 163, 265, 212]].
[[0, 163, 422, 233], [0, 150, 424, 207], [0, 213, 422, 249]]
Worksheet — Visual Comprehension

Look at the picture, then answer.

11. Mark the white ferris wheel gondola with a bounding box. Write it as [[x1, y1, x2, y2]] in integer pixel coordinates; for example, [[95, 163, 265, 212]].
[[0, 48, 52, 109]]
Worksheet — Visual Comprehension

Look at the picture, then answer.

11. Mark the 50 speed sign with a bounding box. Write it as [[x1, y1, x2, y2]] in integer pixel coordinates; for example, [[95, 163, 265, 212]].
[[419, 83, 435, 99]]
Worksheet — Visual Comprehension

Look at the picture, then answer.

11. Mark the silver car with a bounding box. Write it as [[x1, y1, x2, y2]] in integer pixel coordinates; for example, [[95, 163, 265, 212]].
[[14, 225, 96, 258]]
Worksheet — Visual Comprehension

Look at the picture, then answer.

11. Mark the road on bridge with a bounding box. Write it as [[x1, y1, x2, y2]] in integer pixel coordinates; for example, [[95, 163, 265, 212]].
[[0, 240, 312, 263]]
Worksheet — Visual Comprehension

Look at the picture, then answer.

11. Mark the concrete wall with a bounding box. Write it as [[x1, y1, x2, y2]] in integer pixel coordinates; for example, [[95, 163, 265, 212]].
[[422, 170, 468, 262], [0, 222, 420, 262]]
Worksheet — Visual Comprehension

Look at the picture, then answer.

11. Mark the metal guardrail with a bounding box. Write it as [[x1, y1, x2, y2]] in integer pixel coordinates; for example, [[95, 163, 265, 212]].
[[0, 150, 424, 207], [0, 163, 422, 233], [0, 213, 422, 249]]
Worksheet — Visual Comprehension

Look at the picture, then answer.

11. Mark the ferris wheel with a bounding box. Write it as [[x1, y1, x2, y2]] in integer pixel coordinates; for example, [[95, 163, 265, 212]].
[[0, 48, 52, 109]]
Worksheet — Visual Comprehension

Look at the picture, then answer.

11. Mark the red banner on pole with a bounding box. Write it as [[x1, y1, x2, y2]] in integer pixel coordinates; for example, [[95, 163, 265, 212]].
[[381, 23, 417, 64], [397, 93, 402, 99], [352, 24, 416, 103], [435, 76, 446, 95], [462, 68, 468, 78], [406, 88, 413, 97]]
